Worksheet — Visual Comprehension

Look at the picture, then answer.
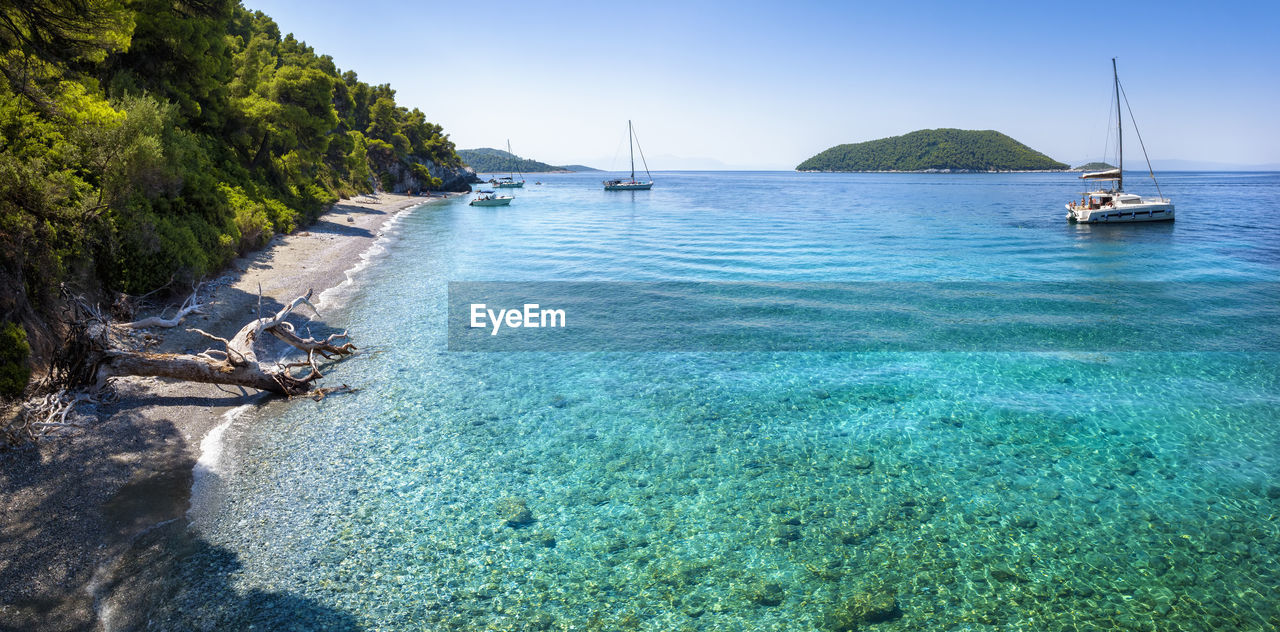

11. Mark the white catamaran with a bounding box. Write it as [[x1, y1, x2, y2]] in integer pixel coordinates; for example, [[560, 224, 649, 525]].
[[1066, 59, 1173, 224], [604, 120, 654, 191]]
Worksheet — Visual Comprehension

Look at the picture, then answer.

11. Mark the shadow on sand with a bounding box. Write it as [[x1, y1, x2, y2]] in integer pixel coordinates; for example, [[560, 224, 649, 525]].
[[0, 286, 364, 631]]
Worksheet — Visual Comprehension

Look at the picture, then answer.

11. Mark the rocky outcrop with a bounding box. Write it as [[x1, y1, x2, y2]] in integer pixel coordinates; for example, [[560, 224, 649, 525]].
[[424, 160, 483, 192], [377, 157, 479, 193], [367, 148, 481, 194]]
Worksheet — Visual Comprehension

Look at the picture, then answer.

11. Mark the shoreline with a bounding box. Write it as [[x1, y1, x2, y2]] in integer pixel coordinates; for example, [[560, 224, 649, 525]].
[[0, 192, 453, 631]]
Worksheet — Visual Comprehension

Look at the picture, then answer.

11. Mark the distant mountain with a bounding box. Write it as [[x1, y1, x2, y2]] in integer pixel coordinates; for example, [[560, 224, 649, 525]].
[[1071, 162, 1116, 171], [458, 148, 569, 173], [559, 164, 602, 172], [1148, 159, 1280, 171], [797, 129, 1069, 172]]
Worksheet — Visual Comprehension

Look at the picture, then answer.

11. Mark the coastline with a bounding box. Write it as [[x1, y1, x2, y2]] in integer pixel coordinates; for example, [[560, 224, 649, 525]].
[[0, 192, 453, 631]]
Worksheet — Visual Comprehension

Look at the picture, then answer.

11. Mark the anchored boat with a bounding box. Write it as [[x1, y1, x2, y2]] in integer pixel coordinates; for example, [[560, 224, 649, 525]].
[[604, 120, 654, 191], [495, 140, 526, 188], [469, 190, 513, 207], [1066, 59, 1173, 224]]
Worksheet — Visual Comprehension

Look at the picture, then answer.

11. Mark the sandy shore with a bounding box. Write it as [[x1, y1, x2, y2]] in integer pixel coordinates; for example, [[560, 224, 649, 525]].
[[0, 192, 451, 631]]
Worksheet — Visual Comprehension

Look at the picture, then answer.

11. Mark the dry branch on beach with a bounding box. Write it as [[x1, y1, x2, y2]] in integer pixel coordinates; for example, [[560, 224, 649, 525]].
[[3, 289, 356, 444], [97, 289, 355, 396]]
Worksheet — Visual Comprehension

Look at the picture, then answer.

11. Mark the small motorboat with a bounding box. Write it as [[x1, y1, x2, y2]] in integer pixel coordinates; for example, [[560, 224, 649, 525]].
[[469, 190, 513, 206]]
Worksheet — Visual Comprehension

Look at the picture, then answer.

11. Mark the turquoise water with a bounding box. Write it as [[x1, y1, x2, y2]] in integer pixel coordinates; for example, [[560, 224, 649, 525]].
[[161, 172, 1280, 631]]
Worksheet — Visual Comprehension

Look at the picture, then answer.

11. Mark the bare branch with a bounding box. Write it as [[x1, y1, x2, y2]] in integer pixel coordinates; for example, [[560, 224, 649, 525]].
[[120, 283, 205, 329]]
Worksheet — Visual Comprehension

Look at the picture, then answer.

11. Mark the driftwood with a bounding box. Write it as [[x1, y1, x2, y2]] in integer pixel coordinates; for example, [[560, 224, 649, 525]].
[[2, 289, 356, 445], [120, 283, 205, 328], [97, 290, 355, 396]]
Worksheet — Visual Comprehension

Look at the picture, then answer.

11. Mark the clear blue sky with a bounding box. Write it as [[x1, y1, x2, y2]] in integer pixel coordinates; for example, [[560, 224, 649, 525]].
[[245, 0, 1279, 169]]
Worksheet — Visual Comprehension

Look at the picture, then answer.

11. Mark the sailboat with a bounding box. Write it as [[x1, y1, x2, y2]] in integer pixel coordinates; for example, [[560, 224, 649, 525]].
[[495, 139, 525, 188], [1066, 59, 1173, 223], [603, 120, 654, 191]]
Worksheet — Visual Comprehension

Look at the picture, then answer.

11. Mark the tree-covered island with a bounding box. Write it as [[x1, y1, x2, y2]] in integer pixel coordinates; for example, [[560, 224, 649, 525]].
[[797, 129, 1069, 172]]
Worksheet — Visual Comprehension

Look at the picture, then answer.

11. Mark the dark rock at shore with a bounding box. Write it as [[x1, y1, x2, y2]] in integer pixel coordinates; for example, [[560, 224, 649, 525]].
[[376, 156, 478, 193]]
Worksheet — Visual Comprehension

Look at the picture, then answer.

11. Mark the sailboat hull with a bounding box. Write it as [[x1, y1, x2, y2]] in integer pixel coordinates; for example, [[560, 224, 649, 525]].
[[604, 181, 653, 191], [495, 182, 524, 188], [1067, 201, 1174, 223]]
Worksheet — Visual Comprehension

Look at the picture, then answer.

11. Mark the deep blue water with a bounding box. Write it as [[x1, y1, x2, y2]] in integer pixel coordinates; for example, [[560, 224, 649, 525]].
[[161, 172, 1280, 631]]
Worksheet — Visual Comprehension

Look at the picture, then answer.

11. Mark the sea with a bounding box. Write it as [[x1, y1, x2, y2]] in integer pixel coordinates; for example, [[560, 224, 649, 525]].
[[149, 171, 1280, 631]]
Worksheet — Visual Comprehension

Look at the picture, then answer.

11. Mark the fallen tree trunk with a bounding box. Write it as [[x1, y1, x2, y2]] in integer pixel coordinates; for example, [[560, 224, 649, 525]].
[[7, 289, 356, 444], [96, 289, 355, 396]]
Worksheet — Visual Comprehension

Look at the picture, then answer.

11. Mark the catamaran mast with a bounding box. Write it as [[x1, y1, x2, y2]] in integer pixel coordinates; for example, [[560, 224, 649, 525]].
[[628, 120, 636, 181], [1113, 58, 1123, 192]]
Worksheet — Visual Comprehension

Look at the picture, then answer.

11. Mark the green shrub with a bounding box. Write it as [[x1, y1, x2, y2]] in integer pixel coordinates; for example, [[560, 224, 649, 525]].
[[0, 322, 31, 399]]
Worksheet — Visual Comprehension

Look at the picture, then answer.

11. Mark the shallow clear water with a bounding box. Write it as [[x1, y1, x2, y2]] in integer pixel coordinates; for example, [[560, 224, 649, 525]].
[[160, 172, 1280, 631]]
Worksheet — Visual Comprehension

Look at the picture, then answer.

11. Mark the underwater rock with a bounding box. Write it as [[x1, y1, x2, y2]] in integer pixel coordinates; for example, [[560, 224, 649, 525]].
[[850, 455, 874, 471], [536, 532, 557, 548], [990, 568, 1027, 583], [550, 395, 568, 408], [497, 497, 535, 528], [812, 389, 831, 400], [1145, 555, 1171, 576], [746, 581, 787, 607], [773, 524, 802, 543], [1012, 515, 1038, 530], [527, 612, 556, 630], [806, 558, 845, 581], [825, 588, 901, 630], [1266, 485, 1280, 499]]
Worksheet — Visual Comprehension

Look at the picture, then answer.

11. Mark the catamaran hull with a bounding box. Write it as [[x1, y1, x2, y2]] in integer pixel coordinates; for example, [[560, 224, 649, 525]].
[[470, 197, 513, 206], [604, 182, 653, 191], [1066, 202, 1174, 223]]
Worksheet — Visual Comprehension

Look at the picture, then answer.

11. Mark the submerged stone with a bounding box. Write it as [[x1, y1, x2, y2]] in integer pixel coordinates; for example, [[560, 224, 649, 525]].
[[990, 568, 1027, 583], [773, 524, 802, 543], [825, 588, 901, 630], [746, 581, 787, 607], [497, 497, 535, 528]]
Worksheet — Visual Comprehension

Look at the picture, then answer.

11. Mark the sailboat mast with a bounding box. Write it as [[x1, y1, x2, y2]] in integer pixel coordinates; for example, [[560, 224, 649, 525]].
[[1113, 58, 1123, 192], [507, 139, 518, 182], [628, 120, 635, 181]]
